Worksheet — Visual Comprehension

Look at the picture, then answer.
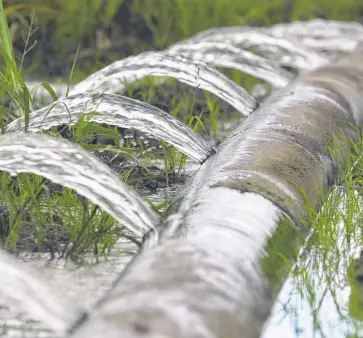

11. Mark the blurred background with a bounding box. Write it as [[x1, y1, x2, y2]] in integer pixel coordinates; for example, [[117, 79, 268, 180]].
[[1, 3, 363, 336], [3, 0, 363, 81]]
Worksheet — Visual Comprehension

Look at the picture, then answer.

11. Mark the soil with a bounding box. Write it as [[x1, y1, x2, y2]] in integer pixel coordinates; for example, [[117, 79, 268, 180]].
[[1, 0, 264, 256], [0, 129, 191, 256], [12, 0, 154, 79]]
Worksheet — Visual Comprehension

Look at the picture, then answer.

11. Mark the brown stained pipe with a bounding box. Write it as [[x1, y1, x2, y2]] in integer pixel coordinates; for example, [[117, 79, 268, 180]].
[[69, 48, 363, 338]]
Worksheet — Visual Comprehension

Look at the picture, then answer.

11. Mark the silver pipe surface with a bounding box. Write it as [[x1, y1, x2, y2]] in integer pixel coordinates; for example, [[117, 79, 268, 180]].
[[69, 48, 363, 338]]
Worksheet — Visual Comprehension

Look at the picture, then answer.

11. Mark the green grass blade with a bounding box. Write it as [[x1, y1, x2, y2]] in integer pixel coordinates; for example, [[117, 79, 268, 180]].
[[0, 0, 17, 92]]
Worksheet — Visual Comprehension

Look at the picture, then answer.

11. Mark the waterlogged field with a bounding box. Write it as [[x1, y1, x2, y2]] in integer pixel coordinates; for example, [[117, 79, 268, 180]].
[[2, 1, 363, 337]]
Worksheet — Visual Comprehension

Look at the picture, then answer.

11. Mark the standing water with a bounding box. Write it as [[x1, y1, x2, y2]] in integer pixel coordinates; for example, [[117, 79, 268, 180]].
[[0, 18, 363, 338]]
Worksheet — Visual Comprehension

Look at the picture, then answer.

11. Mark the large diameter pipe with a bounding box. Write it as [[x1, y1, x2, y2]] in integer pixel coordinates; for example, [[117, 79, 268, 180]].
[[69, 49, 363, 338]]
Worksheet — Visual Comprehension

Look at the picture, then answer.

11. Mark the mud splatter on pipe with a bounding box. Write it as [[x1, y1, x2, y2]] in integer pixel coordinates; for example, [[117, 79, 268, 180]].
[[69, 47, 363, 338]]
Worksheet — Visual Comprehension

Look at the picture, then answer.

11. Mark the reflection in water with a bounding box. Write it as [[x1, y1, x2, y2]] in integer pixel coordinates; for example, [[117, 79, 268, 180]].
[[0, 251, 74, 335], [263, 190, 363, 337], [0, 240, 137, 337], [2, 18, 363, 338]]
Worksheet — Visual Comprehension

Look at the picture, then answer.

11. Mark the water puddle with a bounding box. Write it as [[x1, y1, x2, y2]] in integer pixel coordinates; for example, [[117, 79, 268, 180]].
[[263, 190, 363, 338], [0, 240, 137, 337], [1, 18, 363, 338]]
